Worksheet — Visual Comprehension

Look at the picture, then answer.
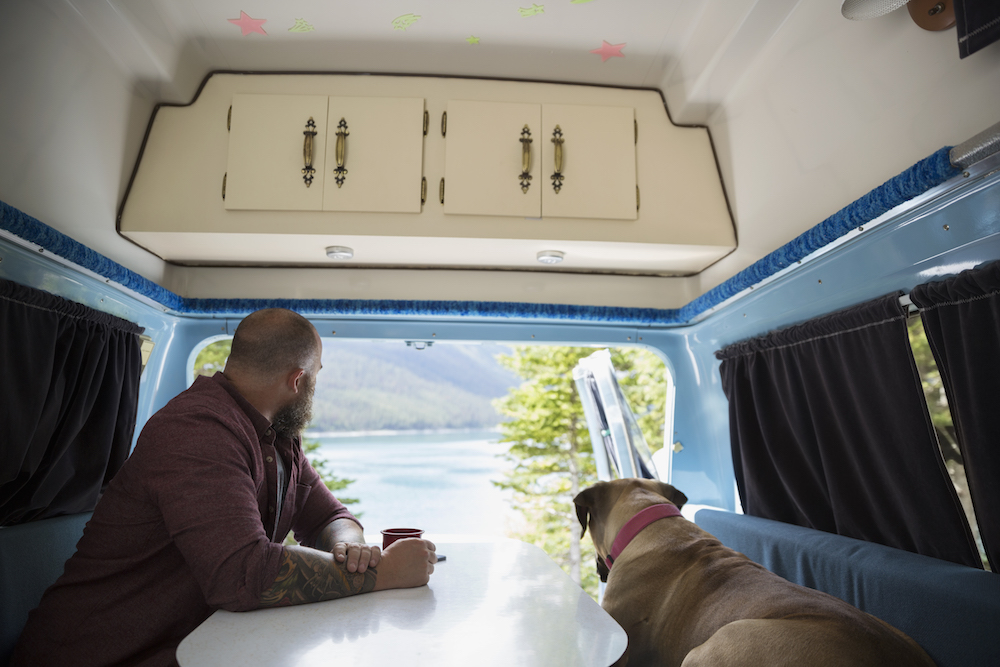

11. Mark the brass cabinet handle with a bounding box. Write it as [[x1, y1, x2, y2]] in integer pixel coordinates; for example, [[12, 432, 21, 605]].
[[519, 125, 533, 193], [421, 177, 427, 205], [439, 177, 445, 204], [302, 117, 317, 188], [333, 118, 349, 188], [551, 125, 564, 193], [423, 110, 429, 136]]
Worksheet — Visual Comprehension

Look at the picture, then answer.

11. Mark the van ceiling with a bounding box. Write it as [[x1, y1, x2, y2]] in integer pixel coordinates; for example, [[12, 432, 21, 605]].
[[2, 1, 999, 312], [62, 0, 696, 97]]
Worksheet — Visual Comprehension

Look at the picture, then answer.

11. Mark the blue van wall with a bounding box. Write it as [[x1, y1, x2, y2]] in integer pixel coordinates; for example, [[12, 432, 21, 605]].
[[2, 157, 999, 512]]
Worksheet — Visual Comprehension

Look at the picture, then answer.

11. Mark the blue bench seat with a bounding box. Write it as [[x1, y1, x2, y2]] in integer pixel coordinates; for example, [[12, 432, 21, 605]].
[[693, 508, 1000, 667]]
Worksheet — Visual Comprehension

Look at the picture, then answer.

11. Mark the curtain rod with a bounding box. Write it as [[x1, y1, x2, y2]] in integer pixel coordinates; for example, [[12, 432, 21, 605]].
[[951, 120, 1000, 170]]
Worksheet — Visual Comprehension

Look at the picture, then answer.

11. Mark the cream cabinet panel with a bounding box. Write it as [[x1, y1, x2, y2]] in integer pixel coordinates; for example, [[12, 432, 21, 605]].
[[540, 105, 637, 221], [225, 94, 329, 211], [444, 100, 542, 218], [322, 97, 425, 213]]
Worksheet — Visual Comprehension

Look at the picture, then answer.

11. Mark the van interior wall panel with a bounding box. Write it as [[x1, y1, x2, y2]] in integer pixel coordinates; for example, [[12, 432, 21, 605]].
[[665, 170, 1000, 513]]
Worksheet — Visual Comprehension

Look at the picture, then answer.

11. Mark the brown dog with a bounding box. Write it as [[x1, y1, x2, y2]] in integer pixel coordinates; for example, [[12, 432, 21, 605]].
[[574, 479, 936, 667]]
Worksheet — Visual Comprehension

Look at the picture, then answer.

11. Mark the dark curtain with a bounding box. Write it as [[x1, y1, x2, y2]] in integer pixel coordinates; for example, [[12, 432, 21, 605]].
[[954, 0, 1000, 59], [716, 293, 981, 567], [911, 260, 1000, 571], [0, 278, 144, 525]]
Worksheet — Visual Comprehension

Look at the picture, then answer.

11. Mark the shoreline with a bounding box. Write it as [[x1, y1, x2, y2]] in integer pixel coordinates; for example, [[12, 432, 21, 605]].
[[305, 426, 502, 439]]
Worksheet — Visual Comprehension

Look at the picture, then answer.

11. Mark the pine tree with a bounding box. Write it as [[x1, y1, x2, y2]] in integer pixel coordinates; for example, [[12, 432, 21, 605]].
[[494, 346, 668, 599]]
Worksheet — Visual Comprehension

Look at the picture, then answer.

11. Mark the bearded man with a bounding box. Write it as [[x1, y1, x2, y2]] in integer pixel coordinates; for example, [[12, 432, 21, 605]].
[[12, 308, 437, 667]]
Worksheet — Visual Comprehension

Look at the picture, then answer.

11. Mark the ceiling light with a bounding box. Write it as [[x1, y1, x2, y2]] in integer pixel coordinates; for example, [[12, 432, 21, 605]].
[[325, 246, 354, 260], [537, 250, 565, 265]]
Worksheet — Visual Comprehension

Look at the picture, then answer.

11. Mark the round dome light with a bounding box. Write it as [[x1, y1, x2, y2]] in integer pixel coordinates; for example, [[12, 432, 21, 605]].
[[325, 246, 354, 260], [537, 250, 565, 265]]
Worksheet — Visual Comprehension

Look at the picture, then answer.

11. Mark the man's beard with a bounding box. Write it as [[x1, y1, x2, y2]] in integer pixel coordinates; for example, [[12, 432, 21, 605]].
[[272, 373, 315, 439]]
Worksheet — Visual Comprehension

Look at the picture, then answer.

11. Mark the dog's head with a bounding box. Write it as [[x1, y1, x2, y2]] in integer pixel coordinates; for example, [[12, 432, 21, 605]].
[[574, 478, 688, 581]]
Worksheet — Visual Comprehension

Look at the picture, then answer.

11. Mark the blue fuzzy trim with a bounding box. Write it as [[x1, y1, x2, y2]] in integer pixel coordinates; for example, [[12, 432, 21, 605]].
[[0, 147, 960, 325], [0, 201, 184, 311], [181, 297, 680, 323], [677, 147, 960, 322]]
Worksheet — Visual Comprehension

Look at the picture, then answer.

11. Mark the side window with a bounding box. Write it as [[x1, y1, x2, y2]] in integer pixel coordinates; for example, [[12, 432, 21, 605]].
[[192, 337, 232, 379], [908, 318, 989, 569]]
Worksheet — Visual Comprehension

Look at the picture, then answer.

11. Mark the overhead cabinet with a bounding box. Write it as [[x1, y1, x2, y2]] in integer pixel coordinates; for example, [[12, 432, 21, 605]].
[[225, 94, 425, 213], [118, 74, 736, 275], [443, 100, 637, 220]]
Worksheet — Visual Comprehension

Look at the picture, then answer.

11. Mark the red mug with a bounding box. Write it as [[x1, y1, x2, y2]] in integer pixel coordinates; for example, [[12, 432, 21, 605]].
[[381, 528, 424, 549]]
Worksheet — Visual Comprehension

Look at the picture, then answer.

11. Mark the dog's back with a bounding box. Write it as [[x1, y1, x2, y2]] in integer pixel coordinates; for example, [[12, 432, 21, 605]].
[[576, 480, 936, 667]]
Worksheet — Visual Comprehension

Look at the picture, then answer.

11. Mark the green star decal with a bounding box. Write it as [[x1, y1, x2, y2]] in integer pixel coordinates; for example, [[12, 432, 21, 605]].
[[288, 18, 315, 33], [518, 4, 545, 17], [466, 35, 480, 44], [392, 14, 421, 31]]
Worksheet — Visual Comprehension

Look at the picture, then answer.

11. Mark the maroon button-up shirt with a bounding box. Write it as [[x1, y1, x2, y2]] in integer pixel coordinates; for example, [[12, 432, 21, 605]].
[[12, 372, 358, 667]]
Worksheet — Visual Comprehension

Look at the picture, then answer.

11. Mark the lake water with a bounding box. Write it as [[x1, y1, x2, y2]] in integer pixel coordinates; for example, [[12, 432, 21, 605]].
[[311, 430, 520, 539]]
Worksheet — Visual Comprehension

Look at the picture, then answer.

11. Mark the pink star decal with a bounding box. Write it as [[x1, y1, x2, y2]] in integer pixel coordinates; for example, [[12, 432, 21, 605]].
[[590, 40, 626, 62], [228, 11, 268, 36]]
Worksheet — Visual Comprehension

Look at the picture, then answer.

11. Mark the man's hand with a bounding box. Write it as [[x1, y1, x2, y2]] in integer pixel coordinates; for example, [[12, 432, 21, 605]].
[[372, 538, 438, 591], [332, 542, 381, 574]]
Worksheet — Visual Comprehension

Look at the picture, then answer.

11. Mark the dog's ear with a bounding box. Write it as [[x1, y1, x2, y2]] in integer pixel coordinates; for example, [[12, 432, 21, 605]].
[[573, 486, 597, 539], [655, 481, 688, 510]]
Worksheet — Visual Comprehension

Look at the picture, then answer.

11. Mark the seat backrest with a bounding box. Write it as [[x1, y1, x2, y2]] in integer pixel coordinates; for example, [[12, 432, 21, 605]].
[[694, 508, 1000, 667], [0, 513, 92, 667]]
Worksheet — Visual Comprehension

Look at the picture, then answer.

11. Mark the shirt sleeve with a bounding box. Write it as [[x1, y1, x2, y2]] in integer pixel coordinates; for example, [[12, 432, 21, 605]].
[[290, 452, 362, 548], [139, 406, 285, 612]]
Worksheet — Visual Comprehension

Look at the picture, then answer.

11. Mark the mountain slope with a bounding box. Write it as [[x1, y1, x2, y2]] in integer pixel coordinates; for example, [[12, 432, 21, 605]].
[[311, 341, 519, 431]]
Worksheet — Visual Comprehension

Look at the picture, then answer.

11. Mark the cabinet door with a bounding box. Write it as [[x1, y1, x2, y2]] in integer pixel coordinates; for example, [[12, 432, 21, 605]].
[[444, 100, 542, 218], [225, 94, 329, 211], [322, 97, 425, 213], [540, 105, 637, 220]]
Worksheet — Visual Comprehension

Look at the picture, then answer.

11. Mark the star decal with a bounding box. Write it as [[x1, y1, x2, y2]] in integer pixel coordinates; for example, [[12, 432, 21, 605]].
[[590, 40, 625, 62], [228, 11, 267, 36], [466, 35, 480, 45], [288, 18, 315, 33], [392, 14, 421, 31]]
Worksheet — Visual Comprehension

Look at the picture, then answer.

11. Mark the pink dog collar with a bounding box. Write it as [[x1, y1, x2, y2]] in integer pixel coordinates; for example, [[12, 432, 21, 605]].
[[606, 503, 682, 568]]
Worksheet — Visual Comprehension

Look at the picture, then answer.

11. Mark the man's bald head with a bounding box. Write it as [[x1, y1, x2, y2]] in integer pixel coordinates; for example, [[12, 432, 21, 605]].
[[226, 308, 320, 380]]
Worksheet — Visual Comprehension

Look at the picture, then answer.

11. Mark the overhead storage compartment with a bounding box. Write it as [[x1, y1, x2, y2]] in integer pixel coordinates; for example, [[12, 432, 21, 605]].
[[225, 94, 426, 213], [443, 101, 637, 221], [118, 73, 734, 275]]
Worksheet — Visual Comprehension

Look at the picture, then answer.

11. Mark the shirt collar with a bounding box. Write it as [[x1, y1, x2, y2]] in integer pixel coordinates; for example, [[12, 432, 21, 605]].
[[208, 372, 275, 442]]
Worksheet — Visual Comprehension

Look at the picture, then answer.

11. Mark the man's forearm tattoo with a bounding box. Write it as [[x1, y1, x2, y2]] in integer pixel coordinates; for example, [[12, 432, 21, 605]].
[[259, 547, 377, 607]]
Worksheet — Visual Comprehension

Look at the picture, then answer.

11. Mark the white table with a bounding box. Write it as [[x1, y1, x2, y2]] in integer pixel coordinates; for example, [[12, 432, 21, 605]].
[[177, 538, 627, 666]]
